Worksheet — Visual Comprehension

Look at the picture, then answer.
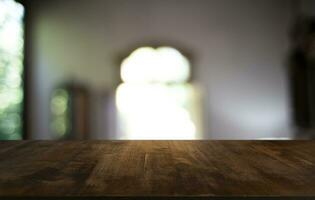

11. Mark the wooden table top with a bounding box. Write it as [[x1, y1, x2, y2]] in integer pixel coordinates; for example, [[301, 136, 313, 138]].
[[0, 141, 315, 199]]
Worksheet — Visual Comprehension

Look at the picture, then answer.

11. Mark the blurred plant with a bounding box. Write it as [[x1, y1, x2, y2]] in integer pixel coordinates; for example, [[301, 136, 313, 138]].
[[50, 89, 70, 138]]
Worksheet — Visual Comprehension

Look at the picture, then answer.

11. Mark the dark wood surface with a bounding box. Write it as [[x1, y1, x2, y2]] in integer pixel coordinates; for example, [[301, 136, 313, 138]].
[[0, 141, 315, 198]]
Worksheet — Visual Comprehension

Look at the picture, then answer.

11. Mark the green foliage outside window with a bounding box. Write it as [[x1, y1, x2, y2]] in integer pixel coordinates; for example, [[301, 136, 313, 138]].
[[0, 0, 24, 140]]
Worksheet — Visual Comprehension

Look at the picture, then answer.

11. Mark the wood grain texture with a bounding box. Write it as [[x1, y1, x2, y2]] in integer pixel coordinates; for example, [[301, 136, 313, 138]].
[[0, 141, 315, 198]]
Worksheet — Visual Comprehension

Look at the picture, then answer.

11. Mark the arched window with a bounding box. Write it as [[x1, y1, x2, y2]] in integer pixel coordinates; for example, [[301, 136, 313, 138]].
[[0, 0, 24, 140], [116, 47, 202, 139]]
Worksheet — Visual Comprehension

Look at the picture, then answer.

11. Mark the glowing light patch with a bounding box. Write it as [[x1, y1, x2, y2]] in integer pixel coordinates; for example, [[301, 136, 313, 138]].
[[121, 47, 190, 83], [117, 47, 198, 140], [116, 84, 196, 139]]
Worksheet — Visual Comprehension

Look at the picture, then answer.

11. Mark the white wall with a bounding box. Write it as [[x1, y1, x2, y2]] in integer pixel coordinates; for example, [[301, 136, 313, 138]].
[[29, 0, 294, 139]]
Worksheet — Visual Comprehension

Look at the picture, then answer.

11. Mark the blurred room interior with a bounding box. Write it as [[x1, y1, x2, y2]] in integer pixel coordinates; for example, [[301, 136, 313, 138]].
[[1, 0, 315, 140]]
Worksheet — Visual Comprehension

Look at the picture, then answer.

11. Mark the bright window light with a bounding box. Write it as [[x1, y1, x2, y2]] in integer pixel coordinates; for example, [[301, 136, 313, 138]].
[[116, 47, 201, 140], [0, 0, 24, 140], [121, 47, 190, 83]]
